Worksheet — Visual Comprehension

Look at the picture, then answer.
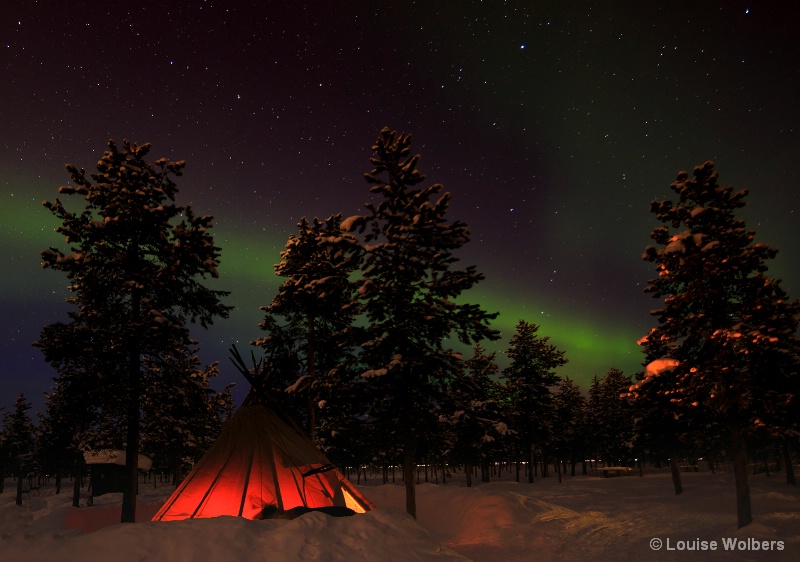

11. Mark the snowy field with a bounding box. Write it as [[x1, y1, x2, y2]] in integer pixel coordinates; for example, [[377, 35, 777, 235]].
[[2, 468, 799, 561]]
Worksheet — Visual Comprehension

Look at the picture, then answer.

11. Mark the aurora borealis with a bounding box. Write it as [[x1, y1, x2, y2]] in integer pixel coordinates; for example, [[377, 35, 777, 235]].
[[2, 1, 798, 411]]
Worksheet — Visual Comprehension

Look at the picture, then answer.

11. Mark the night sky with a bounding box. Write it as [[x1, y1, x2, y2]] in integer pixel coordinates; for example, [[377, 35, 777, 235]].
[[2, 1, 799, 413]]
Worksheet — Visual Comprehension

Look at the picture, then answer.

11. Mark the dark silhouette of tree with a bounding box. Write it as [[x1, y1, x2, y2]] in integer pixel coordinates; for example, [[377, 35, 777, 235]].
[[588, 369, 634, 466], [38, 383, 87, 504], [140, 340, 231, 485], [38, 140, 231, 522], [634, 161, 800, 527], [2, 394, 36, 506], [342, 127, 499, 518], [441, 344, 509, 487], [630, 335, 691, 494], [255, 214, 359, 440], [501, 320, 567, 483], [552, 375, 586, 479], [35, 317, 110, 505]]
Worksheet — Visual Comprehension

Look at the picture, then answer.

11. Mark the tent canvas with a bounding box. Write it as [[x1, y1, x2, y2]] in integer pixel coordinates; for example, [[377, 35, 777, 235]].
[[152, 394, 374, 521]]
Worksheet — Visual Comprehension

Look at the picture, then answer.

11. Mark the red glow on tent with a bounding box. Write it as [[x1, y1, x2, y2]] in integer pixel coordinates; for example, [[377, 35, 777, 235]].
[[152, 404, 374, 521]]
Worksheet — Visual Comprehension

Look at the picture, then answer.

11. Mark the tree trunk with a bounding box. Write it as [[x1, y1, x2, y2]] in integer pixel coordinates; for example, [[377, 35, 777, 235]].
[[72, 452, 82, 507], [306, 314, 316, 441], [669, 455, 683, 495], [16, 470, 24, 506], [465, 463, 472, 487], [72, 469, 81, 507], [121, 290, 142, 524], [122, 354, 140, 523], [174, 456, 184, 487], [307, 396, 317, 441], [404, 447, 417, 519], [528, 443, 535, 483], [731, 428, 752, 528], [782, 439, 796, 486]]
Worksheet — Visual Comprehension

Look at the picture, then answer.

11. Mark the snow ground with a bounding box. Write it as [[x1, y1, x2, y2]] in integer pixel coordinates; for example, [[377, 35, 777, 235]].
[[2, 468, 799, 561]]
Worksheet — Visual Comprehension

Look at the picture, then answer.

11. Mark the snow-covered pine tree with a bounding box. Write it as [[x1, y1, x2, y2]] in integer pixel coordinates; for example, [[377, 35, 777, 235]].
[[630, 330, 692, 494], [466, 344, 512, 483], [342, 127, 499, 518], [39, 140, 232, 523], [500, 320, 567, 483], [254, 214, 359, 440], [140, 337, 228, 486], [633, 161, 800, 527], [713, 272, 800, 487], [36, 317, 113, 505], [441, 344, 509, 487]]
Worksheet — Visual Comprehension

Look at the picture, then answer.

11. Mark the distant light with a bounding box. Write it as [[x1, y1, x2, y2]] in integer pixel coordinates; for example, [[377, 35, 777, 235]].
[[520, 44, 526, 49], [745, 8, 750, 14]]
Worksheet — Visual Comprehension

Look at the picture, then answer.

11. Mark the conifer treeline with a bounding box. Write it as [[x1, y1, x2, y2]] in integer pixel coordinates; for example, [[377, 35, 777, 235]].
[[2, 132, 797, 529]]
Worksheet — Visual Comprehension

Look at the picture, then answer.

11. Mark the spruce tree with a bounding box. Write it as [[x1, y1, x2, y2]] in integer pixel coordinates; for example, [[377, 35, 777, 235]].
[[36, 317, 109, 505], [630, 334, 689, 493], [634, 161, 800, 527], [595, 369, 634, 466], [552, 376, 586, 478], [442, 344, 508, 487], [255, 214, 359, 439], [3, 394, 36, 506], [37, 385, 84, 500], [39, 140, 231, 522], [501, 320, 567, 483], [343, 127, 499, 517], [140, 339, 228, 485]]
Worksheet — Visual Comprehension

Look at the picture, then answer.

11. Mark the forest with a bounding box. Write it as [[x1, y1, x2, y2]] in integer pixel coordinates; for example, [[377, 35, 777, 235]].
[[1, 130, 798, 530]]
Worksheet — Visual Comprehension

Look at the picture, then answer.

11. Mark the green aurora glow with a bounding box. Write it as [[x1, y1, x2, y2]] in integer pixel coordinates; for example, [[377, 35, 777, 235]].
[[6, 187, 644, 393]]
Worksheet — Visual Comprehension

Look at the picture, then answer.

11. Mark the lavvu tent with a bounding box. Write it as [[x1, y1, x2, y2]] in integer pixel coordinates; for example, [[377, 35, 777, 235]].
[[152, 349, 374, 521]]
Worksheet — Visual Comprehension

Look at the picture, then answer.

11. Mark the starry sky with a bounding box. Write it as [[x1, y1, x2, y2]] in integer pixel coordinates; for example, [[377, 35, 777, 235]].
[[2, 1, 799, 413]]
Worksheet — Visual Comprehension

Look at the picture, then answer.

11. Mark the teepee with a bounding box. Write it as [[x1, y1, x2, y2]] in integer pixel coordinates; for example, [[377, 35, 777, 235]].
[[152, 348, 374, 521]]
